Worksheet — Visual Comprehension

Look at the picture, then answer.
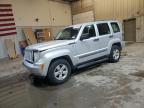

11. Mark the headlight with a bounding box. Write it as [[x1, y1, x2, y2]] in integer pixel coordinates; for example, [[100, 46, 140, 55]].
[[33, 51, 40, 62]]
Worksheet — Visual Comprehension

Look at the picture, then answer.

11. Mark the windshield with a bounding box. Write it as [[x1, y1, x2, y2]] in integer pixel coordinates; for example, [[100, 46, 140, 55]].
[[55, 26, 81, 40]]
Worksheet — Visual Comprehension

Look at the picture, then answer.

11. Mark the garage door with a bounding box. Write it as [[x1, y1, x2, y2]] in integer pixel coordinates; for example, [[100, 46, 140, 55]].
[[124, 18, 136, 42], [72, 11, 94, 24]]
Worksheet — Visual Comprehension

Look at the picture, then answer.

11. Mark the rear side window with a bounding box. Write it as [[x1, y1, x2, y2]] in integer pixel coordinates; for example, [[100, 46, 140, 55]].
[[111, 22, 120, 33], [97, 23, 111, 36]]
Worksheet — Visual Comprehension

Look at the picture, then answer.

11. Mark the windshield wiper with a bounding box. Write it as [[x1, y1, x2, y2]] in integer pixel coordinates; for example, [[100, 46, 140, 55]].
[[56, 38, 72, 40], [55, 38, 65, 40]]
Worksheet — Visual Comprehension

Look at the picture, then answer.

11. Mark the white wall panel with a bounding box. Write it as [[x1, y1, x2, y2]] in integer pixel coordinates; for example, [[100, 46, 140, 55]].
[[0, 0, 72, 27], [0, 0, 72, 58], [49, 1, 72, 26]]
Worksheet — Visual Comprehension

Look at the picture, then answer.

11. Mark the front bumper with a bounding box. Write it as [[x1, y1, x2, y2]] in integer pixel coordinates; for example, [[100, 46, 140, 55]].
[[23, 60, 46, 76]]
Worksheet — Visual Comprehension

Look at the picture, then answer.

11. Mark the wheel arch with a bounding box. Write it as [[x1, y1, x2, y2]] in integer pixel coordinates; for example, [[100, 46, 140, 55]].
[[49, 55, 74, 70], [112, 42, 122, 50]]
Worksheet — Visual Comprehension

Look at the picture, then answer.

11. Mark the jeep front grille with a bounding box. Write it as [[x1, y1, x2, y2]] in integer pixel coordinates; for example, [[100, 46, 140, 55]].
[[24, 50, 33, 63]]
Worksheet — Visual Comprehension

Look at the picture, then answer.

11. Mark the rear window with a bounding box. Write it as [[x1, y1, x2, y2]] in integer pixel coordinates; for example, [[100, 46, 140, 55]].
[[111, 22, 120, 33], [97, 23, 111, 36]]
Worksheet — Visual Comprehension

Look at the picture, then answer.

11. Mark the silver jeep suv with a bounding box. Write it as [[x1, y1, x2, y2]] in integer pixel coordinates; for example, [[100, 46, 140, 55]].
[[23, 21, 124, 85]]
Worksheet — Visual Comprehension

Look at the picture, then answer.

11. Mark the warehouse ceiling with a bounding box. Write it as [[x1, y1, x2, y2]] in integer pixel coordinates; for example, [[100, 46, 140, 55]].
[[62, 0, 79, 2], [50, 0, 79, 3]]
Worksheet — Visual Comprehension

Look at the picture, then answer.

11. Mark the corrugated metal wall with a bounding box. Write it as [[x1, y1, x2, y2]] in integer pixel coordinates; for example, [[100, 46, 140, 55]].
[[136, 16, 144, 42], [94, 0, 143, 21], [72, 0, 144, 21], [71, 0, 144, 42], [94, 0, 144, 42], [71, 0, 93, 15]]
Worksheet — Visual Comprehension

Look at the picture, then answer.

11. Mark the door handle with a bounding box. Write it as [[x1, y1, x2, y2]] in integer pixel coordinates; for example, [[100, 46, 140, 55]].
[[93, 38, 99, 42], [109, 35, 113, 38]]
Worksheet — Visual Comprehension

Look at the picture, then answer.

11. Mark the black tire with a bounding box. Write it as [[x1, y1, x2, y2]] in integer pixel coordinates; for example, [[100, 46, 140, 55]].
[[47, 59, 71, 85], [109, 45, 121, 63]]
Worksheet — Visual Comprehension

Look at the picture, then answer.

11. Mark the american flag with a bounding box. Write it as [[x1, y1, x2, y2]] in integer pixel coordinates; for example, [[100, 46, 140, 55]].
[[0, 4, 17, 37]]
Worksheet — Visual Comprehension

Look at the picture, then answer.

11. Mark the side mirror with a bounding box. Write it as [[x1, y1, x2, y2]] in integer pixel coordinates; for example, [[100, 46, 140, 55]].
[[80, 33, 89, 41]]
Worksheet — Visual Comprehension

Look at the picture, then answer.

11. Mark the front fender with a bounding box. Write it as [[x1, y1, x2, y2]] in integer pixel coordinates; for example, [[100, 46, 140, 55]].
[[44, 49, 73, 62], [37, 49, 73, 76]]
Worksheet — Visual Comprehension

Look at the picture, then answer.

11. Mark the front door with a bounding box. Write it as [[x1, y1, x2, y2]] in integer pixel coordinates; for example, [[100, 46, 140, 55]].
[[75, 24, 99, 64]]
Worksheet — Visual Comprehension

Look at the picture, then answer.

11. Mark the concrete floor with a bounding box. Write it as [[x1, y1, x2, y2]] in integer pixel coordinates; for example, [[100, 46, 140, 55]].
[[0, 43, 144, 108]]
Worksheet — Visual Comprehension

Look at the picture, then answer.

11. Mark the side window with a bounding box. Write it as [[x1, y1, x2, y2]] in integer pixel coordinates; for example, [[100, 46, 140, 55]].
[[111, 22, 120, 33], [82, 25, 96, 38], [97, 23, 111, 36]]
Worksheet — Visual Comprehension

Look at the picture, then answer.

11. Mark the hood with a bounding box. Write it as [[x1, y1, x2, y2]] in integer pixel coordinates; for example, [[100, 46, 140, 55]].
[[26, 40, 75, 51]]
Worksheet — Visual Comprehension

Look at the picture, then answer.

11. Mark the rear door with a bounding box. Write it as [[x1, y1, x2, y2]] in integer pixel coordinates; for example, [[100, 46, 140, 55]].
[[96, 22, 112, 56]]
